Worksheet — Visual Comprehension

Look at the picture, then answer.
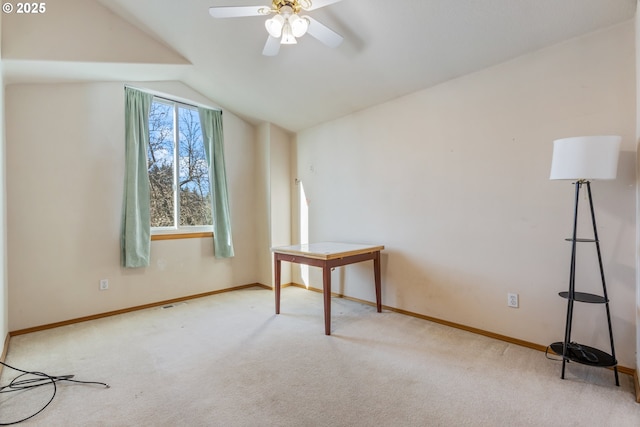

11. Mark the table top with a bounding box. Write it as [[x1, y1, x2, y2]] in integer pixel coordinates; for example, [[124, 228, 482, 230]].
[[271, 242, 384, 260]]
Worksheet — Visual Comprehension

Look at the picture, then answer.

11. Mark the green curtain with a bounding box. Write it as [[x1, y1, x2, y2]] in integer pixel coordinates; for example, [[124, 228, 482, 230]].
[[122, 88, 153, 267], [198, 108, 235, 258]]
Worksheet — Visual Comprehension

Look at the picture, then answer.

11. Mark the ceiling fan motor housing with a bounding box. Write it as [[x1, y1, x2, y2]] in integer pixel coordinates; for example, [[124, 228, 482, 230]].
[[272, 0, 306, 14]]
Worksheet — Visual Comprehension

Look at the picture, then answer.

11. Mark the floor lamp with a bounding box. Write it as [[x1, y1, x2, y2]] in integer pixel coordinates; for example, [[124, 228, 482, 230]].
[[549, 135, 621, 386]]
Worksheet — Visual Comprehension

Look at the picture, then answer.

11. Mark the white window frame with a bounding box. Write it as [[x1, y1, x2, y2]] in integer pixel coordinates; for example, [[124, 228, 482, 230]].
[[149, 97, 213, 237]]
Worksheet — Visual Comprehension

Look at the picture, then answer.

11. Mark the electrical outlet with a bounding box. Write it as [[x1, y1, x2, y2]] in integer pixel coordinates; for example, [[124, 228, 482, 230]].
[[507, 293, 519, 308], [99, 279, 109, 291]]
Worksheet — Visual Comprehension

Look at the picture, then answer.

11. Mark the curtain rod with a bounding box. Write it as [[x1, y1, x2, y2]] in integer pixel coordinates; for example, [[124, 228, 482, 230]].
[[124, 84, 222, 113]]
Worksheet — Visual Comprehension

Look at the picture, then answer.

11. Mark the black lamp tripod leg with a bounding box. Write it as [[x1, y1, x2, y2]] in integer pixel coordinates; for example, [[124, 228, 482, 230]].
[[585, 182, 619, 386], [561, 181, 581, 379]]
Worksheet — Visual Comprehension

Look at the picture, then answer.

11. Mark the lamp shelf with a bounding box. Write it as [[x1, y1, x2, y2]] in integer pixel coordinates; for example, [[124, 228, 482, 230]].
[[564, 238, 597, 243], [558, 291, 607, 304], [549, 342, 617, 368]]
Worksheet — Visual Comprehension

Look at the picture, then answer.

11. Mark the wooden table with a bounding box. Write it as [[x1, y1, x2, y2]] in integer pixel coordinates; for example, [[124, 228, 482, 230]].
[[271, 242, 384, 335]]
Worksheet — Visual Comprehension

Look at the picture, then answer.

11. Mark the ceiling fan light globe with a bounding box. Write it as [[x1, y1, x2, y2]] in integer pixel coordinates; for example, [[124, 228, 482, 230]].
[[265, 14, 285, 38], [289, 15, 309, 37]]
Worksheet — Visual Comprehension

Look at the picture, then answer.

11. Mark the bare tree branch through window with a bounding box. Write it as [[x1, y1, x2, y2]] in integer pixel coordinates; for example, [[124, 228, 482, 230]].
[[147, 99, 212, 229]]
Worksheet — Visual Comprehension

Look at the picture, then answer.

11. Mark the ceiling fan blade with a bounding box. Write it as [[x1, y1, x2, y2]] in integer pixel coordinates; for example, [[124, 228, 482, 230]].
[[262, 36, 281, 56], [209, 6, 270, 18], [303, 0, 342, 11], [305, 16, 343, 48]]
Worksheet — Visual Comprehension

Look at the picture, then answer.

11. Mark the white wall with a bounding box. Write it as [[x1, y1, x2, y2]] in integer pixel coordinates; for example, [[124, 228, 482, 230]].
[[6, 81, 259, 331], [255, 123, 293, 287], [0, 14, 8, 347], [295, 21, 637, 367], [635, 0, 640, 376], [270, 126, 292, 250], [2, 0, 187, 64]]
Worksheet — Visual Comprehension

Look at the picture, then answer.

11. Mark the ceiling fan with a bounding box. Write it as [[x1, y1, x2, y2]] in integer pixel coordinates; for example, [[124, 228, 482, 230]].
[[209, 0, 344, 56]]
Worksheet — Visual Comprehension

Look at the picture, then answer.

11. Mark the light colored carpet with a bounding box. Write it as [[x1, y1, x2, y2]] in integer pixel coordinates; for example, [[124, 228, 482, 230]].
[[1, 286, 638, 426]]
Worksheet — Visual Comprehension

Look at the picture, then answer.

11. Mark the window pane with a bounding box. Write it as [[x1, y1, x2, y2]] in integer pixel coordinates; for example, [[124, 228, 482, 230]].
[[146, 98, 213, 232], [178, 106, 212, 226], [148, 101, 175, 227]]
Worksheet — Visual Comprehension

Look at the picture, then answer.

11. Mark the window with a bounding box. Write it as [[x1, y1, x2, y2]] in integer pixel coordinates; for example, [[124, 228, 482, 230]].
[[147, 98, 212, 234]]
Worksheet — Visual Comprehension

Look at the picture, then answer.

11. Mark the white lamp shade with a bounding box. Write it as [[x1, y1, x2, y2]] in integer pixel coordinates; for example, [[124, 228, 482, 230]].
[[549, 135, 621, 180]]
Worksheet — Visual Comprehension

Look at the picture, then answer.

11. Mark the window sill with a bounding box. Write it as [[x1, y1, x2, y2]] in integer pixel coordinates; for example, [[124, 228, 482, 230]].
[[151, 232, 213, 241]]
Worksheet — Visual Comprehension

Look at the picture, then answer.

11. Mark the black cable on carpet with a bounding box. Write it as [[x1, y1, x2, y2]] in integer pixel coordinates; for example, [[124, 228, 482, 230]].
[[0, 361, 109, 425]]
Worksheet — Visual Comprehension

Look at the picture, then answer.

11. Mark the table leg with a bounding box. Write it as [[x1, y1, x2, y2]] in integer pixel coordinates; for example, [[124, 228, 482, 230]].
[[374, 251, 382, 313], [323, 263, 331, 335], [274, 256, 281, 314]]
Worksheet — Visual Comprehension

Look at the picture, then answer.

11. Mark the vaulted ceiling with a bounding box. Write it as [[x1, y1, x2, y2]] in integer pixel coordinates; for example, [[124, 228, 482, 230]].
[[2, 0, 636, 132]]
